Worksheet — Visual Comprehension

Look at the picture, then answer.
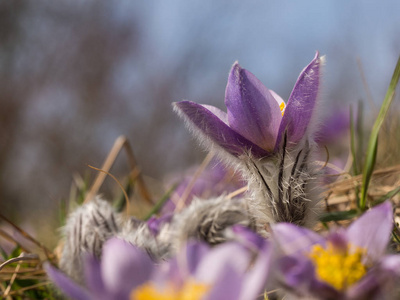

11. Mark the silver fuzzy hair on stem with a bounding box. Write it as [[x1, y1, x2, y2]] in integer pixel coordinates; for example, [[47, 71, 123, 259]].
[[240, 131, 321, 233], [60, 195, 253, 281]]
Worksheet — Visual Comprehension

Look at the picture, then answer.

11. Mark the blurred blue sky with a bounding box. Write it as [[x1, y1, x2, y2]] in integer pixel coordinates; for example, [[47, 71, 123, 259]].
[[116, 0, 400, 107]]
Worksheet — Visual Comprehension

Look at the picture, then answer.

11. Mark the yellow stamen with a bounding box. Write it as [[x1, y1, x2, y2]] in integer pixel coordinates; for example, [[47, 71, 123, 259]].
[[279, 102, 285, 116], [131, 279, 209, 300], [308, 242, 367, 291]]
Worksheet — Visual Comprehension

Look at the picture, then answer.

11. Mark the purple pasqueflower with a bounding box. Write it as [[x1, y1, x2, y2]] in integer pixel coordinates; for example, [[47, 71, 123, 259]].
[[174, 52, 323, 159], [46, 236, 272, 300], [272, 201, 400, 299], [173, 53, 324, 229]]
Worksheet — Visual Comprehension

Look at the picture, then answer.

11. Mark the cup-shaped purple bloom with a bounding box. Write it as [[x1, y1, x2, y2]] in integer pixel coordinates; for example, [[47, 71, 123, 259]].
[[174, 52, 323, 159], [272, 201, 400, 299], [174, 53, 324, 230], [47, 236, 273, 300]]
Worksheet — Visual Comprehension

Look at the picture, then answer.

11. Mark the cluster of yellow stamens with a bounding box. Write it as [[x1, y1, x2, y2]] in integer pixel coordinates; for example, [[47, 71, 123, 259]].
[[131, 280, 209, 300], [308, 242, 367, 291], [279, 102, 286, 116]]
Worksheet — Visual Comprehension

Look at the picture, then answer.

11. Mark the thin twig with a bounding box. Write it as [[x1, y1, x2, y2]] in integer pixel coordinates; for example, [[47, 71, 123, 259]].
[[0, 228, 30, 253], [87, 164, 130, 215], [0, 253, 39, 272], [316, 145, 330, 172], [174, 152, 214, 212], [1, 281, 51, 297], [3, 261, 22, 297], [123, 138, 153, 204], [326, 164, 400, 191], [0, 268, 44, 275], [0, 214, 53, 260], [84, 135, 153, 205], [226, 186, 248, 199], [84, 136, 127, 203]]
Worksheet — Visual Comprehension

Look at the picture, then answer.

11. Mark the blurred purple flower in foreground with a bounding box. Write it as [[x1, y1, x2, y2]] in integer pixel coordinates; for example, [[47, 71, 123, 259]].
[[46, 236, 272, 300], [272, 201, 400, 299], [174, 52, 323, 159]]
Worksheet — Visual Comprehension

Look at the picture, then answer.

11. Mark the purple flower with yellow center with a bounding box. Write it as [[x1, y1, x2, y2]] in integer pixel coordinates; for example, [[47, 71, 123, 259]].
[[272, 201, 400, 299], [174, 52, 323, 159], [46, 236, 272, 300]]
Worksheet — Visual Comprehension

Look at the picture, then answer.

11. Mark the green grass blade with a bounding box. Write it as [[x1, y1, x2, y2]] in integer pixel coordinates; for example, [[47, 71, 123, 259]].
[[392, 231, 400, 244], [349, 105, 359, 176], [350, 105, 362, 206], [356, 101, 364, 172], [375, 186, 400, 204], [360, 55, 400, 210], [319, 209, 359, 222], [144, 184, 177, 221]]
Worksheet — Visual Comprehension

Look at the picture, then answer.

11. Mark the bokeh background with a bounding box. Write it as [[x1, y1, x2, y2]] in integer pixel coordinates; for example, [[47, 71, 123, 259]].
[[1, 1, 399, 244]]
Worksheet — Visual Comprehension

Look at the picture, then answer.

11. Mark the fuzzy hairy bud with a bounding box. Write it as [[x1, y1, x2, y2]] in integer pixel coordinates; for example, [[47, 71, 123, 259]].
[[167, 195, 254, 252], [59, 197, 121, 282]]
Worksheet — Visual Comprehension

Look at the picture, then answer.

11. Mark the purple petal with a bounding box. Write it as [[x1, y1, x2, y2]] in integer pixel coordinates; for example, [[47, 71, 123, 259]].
[[182, 241, 210, 275], [276, 52, 323, 149], [309, 278, 342, 299], [45, 263, 91, 300], [277, 255, 315, 289], [380, 254, 400, 276], [269, 90, 286, 107], [348, 256, 400, 300], [238, 242, 272, 300], [153, 258, 183, 288], [195, 243, 250, 283], [84, 255, 106, 298], [162, 240, 211, 287], [147, 213, 173, 236], [174, 101, 269, 158], [101, 238, 154, 299], [346, 201, 393, 262], [272, 223, 325, 255], [205, 263, 244, 300], [225, 62, 282, 151], [147, 216, 160, 235], [326, 230, 349, 251], [346, 276, 383, 300], [194, 243, 251, 300], [276, 256, 340, 299], [231, 225, 265, 251], [202, 104, 228, 124]]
